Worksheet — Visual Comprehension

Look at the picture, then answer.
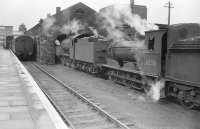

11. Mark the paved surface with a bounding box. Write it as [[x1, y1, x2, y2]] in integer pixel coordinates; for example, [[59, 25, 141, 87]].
[[0, 47, 68, 129]]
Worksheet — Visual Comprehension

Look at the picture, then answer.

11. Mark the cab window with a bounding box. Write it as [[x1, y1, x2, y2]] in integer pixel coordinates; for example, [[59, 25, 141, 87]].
[[148, 37, 155, 51]]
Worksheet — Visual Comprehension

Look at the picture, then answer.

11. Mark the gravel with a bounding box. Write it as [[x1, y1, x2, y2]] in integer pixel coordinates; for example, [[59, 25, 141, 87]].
[[40, 64, 200, 129]]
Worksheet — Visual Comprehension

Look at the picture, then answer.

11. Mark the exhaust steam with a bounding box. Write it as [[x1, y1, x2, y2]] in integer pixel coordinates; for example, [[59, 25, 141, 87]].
[[148, 79, 165, 102]]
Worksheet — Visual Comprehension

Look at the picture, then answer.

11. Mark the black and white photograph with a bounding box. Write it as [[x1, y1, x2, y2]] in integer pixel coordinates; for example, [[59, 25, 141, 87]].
[[0, 0, 200, 129]]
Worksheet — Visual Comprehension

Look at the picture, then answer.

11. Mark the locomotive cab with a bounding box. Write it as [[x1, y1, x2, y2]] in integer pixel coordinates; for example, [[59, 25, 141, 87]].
[[139, 29, 168, 77]]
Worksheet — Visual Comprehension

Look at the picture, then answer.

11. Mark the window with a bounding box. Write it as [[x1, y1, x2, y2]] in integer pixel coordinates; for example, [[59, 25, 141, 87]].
[[148, 37, 155, 50]]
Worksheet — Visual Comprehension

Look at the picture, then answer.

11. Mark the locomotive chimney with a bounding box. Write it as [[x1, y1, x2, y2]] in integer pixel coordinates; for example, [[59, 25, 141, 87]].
[[56, 7, 61, 14], [130, 0, 134, 14]]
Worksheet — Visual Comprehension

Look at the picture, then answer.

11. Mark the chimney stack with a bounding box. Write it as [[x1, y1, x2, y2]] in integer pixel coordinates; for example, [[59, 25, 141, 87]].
[[39, 19, 43, 23], [56, 7, 61, 14]]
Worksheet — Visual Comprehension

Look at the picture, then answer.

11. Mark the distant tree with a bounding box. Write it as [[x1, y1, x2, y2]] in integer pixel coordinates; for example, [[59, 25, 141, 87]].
[[18, 23, 27, 32]]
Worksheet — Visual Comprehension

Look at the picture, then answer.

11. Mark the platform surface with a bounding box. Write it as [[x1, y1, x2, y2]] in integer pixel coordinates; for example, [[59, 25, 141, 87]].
[[0, 47, 68, 129]]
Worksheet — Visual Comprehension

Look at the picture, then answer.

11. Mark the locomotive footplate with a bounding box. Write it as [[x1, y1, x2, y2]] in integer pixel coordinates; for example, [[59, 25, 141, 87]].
[[101, 64, 153, 91]]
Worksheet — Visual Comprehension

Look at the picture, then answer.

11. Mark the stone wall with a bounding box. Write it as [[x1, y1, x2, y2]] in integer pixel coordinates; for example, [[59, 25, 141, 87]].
[[36, 36, 55, 65]]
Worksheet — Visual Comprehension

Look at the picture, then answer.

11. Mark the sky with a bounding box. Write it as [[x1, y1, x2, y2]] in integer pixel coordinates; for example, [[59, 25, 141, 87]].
[[0, 0, 199, 30]]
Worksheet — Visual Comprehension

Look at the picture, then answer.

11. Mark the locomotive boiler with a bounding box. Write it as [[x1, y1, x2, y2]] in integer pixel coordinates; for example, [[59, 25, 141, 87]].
[[107, 41, 139, 67]]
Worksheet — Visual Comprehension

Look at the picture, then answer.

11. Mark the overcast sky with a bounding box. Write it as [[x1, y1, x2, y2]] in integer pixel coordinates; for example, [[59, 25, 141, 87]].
[[0, 0, 199, 30]]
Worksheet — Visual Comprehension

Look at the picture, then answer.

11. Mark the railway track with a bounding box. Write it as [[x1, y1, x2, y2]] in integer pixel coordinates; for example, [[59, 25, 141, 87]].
[[24, 62, 135, 129]]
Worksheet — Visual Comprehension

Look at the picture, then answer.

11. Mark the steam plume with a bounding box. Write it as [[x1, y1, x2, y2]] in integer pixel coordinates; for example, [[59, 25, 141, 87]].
[[89, 27, 99, 37], [100, 4, 158, 41], [42, 17, 57, 37], [61, 19, 84, 35], [42, 17, 85, 37], [148, 79, 165, 102]]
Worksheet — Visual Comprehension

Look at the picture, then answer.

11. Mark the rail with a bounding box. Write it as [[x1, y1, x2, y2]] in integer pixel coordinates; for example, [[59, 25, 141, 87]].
[[25, 62, 132, 129]]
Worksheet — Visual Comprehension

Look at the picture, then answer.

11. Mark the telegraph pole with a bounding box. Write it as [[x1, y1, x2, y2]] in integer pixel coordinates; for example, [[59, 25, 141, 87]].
[[130, 0, 135, 14], [164, 1, 174, 26]]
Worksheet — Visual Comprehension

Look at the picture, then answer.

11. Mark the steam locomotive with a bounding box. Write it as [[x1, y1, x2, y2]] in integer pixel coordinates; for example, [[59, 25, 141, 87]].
[[57, 23, 200, 109]]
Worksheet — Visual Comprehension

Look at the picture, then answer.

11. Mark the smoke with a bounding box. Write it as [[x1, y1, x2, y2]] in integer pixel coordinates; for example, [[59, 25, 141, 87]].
[[89, 27, 99, 37], [128, 80, 165, 103], [148, 79, 165, 102], [128, 79, 165, 103], [100, 4, 158, 42], [61, 19, 84, 35], [42, 17, 57, 37], [42, 17, 85, 37]]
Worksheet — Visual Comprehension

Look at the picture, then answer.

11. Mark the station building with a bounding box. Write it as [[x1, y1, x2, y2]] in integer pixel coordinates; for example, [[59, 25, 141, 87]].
[[26, 2, 98, 37]]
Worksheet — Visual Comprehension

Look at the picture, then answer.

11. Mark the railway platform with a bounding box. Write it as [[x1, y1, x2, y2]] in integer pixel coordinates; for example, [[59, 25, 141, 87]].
[[0, 47, 69, 129]]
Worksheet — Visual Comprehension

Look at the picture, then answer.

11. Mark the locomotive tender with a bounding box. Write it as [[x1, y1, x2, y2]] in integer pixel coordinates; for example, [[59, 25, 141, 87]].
[[58, 23, 200, 109]]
